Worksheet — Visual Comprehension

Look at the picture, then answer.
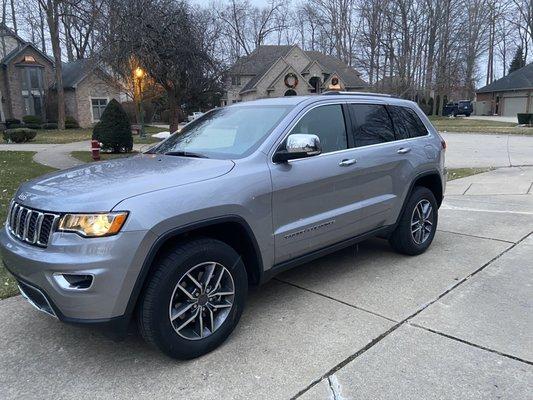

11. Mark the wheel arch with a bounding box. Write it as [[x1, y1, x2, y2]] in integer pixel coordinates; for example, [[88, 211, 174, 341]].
[[395, 171, 443, 228], [124, 216, 263, 317]]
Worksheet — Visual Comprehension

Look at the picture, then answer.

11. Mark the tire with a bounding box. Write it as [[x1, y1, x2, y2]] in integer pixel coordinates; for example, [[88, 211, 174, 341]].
[[137, 238, 248, 359], [465, 113, 471, 117], [389, 186, 438, 255]]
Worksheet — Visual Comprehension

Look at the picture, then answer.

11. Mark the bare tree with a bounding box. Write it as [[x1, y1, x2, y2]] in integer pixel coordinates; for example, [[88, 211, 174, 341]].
[[38, 0, 66, 129], [102, 0, 222, 132]]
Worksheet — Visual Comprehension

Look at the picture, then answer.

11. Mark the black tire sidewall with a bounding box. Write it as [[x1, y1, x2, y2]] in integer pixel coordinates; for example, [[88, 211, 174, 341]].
[[391, 187, 438, 255], [143, 240, 248, 359]]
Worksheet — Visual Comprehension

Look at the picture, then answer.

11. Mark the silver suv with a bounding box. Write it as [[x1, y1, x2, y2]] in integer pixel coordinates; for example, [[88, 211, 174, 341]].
[[0, 93, 446, 359]]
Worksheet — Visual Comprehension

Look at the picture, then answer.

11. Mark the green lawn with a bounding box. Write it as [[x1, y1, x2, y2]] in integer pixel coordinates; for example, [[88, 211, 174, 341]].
[[448, 167, 494, 181], [71, 151, 138, 163], [428, 116, 533, 135], [0, 151, 57, 299], [31, 125, 166, 144]]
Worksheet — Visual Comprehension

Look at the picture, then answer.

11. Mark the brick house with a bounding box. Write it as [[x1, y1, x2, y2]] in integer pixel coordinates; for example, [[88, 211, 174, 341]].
[[0, 23, 123, 128], [222, 45, 367, 105], [0, 23, 54, 122], [58, 59, 123, 128], [475, 63, 533, 117]]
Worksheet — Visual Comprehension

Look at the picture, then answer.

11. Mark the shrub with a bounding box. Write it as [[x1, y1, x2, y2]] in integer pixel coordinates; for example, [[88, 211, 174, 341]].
[[92, 99, 132, 153], [5, 118, 21, 129], [3, 128, 37, 143], [42, 122, 59, 130], [22, 115, 42, 125], [65, 116, 80, 129]]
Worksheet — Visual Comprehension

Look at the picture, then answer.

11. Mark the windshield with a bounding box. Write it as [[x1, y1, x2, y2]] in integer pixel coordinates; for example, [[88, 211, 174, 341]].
[[150, 105, 292, 159]]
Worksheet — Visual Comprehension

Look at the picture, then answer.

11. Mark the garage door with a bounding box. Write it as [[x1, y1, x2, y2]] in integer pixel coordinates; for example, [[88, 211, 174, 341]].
[[502, 97, 527, 116]]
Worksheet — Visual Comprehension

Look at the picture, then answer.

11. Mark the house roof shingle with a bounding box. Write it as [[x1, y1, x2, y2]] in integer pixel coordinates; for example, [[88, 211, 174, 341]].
[[229, 45, 367, 94], [61, 58, 94, 88], [477, 62, 533, 93]]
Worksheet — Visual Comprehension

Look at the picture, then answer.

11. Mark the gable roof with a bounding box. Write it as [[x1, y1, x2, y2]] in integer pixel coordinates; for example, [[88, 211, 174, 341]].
[[228, 45, 294, 76], [305, 51, 366, 88], [477, 62, 533, 93], [61, 59, 94, 88], [0, 42, 54, 66], [229, 45, 367, 94]]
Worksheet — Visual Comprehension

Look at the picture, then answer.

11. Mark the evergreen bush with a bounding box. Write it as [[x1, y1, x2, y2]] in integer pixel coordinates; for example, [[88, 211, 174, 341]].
[[92, 99, 133, 153]]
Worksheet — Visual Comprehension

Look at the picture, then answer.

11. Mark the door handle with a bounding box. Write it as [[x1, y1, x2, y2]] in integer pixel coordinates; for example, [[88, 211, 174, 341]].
[[339, 158, 357, 166], [397, 147, 411, 154]]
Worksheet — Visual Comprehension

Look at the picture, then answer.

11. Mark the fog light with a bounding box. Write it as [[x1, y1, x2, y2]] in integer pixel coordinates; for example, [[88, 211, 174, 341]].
[[53, 274, 93, 290]]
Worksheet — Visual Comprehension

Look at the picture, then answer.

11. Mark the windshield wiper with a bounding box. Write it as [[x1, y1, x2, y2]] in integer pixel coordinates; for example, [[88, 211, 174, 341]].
[[164, 151, 208, 158]]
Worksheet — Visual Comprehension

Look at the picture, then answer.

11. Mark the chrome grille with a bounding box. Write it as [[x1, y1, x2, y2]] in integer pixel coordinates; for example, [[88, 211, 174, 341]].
[[7, 202, 59, 247]]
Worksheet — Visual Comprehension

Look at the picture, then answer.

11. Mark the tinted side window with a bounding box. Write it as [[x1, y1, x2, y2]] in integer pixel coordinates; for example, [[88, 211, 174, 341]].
[[390, 106, 429, 138], [350, 104, 395, 147], [291, 104, 347, 153]]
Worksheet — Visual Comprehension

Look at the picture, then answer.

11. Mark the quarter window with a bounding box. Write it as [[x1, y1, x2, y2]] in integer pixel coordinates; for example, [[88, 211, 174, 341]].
[[290, 104, 348, 153], [91, 98, 108, 121], [349, 104, 395, 147], [390, 106, 429, 139]]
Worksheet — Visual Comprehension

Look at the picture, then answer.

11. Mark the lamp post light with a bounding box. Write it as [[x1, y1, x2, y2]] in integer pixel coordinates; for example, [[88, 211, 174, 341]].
[[134, 67, 146, 139]]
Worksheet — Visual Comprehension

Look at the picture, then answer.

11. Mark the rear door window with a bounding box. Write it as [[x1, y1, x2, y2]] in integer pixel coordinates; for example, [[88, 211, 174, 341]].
[[390, 106, 429, 139], [291, 104, 348, 153], [349, 104, 395, 147]]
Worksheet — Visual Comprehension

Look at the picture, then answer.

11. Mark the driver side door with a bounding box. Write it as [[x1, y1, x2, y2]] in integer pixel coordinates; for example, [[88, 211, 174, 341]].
[[269, 103, 358, 264]]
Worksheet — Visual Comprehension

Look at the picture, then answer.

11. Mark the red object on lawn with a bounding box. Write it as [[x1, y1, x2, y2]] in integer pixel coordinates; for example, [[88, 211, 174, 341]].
[[91, 140, 101, 161]]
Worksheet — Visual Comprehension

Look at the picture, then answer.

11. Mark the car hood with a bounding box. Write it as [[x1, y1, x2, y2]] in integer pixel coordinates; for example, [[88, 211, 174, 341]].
[[14, 154, 235, 212]]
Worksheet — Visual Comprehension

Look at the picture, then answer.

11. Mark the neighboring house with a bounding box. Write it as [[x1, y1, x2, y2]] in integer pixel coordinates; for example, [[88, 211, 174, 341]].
[[58, 59, 123, 128], [0, 22, 123, 128], [222, 45, 367, 105], [0, 23, 54, 122], [475, 63, 533, 117]]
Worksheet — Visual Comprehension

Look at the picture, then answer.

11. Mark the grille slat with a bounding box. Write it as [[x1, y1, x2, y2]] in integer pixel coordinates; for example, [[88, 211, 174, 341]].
[[7, 203, 59, 247]]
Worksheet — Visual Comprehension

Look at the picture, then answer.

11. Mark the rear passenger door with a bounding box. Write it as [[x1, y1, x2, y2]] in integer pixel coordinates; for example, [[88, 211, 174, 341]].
[[343, 103, 413, 231]]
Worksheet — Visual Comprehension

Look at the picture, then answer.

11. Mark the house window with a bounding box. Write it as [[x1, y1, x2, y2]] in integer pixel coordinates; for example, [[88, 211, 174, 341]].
[[91, 98, 108, 121], [231, 75, 241, 86], [20, 67, 44, 118]]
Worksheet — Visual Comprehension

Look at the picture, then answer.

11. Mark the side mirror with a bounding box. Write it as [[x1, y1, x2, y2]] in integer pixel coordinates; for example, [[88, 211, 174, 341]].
[[273, 134, 322, 163]]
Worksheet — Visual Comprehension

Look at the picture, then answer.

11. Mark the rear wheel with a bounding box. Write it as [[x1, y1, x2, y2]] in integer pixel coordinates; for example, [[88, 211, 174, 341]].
[[137, 238, 248, 359], [389, 186, 438, 255]]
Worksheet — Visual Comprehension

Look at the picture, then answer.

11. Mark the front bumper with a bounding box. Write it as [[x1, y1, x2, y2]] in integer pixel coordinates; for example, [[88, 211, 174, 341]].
[[0, 224, 154, 321]]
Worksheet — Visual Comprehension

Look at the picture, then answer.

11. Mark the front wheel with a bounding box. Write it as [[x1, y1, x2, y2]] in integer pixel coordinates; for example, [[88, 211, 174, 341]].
[[389, 186, 438, 255], [137, 238, 248, 359]]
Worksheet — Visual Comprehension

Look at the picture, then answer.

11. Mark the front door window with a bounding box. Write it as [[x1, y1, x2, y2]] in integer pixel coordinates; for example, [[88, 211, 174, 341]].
[[20, 67, 45, 118]]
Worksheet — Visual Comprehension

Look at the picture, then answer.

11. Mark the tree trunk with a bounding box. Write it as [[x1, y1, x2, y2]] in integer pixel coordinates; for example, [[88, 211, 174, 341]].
[[10, 0, 16, 34], [168, 88, 180, 133], [45, 0, 65, 130]]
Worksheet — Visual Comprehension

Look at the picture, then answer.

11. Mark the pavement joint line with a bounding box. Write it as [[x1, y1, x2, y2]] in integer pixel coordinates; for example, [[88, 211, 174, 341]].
[[506, 135, 512, 167], [440, 205, 533, 215], [409, 323, 533, 366], [448, 193, 533, 196], [327, 376, 341, 400], [274, 278, 398, 324], [462, 183, 472, 195], [527, 182, 533, 194], [291, 231, 533, 399], [436, 229, 515, 244]]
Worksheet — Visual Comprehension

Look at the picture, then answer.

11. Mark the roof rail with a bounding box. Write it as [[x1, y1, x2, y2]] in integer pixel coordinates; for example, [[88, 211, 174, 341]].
[[322, 91, 392, 98]]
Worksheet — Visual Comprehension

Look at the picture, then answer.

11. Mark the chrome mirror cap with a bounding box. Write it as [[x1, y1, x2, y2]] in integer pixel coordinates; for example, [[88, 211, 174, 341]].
[[274, 134, 322, 163]]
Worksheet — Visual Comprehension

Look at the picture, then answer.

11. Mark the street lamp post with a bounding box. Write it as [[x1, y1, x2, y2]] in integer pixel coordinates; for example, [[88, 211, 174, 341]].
[[134, 67, 146, 139]]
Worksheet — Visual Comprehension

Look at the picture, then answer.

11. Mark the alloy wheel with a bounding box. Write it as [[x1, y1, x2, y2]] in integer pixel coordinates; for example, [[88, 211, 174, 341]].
[[410, 199, 433, 245], [168, 261, 235, 340]]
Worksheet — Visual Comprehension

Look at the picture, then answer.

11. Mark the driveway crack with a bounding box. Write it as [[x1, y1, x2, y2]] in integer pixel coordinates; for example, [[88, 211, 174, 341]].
[[291, 230, 532, 399]]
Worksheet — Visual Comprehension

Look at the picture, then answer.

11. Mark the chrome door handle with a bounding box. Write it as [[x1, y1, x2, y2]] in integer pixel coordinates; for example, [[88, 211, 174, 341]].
[[339, 159, 357, 166], [397, 147, 411, 154]]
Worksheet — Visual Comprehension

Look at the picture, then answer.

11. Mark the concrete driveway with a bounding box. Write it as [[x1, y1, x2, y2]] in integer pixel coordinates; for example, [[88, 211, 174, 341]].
[[0, 173, 532, 398]]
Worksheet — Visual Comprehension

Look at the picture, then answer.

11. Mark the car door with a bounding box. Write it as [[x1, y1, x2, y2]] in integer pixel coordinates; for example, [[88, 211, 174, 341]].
[[341, 102, 414, 232], [269, 103, 362, 264]]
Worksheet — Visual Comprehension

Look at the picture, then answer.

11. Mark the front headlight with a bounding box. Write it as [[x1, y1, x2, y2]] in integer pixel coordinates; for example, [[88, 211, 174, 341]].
[[58, 212, 128, 237]]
